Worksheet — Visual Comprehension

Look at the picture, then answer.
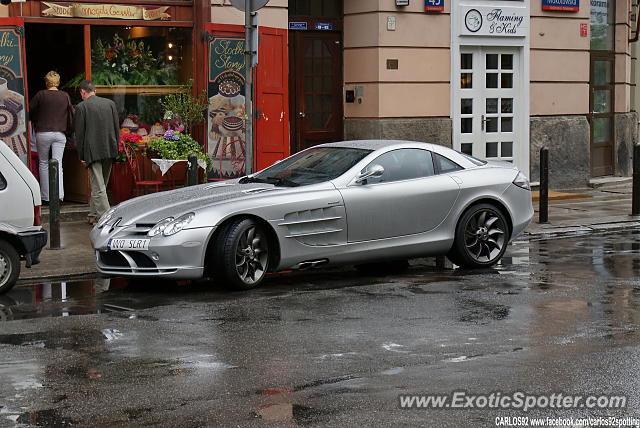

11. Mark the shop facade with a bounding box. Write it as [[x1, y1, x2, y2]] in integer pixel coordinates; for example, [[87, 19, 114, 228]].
[[0, 0, 636, 198]]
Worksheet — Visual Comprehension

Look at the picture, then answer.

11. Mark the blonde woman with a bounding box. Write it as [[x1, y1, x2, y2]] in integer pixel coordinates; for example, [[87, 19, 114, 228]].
[[30, 71, 73, 203]]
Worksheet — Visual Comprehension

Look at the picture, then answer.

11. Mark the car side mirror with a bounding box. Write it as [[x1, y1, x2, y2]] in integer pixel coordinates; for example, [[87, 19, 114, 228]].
[[355, 164, 384, 184]]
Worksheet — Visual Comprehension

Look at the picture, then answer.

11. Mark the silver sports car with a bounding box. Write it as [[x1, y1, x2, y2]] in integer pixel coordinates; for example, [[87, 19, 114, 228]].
[[90, 140, 533, 289]]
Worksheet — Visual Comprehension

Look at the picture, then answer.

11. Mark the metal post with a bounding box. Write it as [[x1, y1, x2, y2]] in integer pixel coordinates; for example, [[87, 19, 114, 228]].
[[244, 0, 253, 176], [48, 159, 61, 249], [187, 153, 198, 186], [633, 144, 640, 216], [539, 147, 549, 224]]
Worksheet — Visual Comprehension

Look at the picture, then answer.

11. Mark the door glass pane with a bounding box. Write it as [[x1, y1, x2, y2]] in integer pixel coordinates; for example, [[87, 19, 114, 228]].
[[305, 94, 314, 112], [501, 73, 513, 88], [501, 98, 513, 113], [461, 143, 472, 155], [501, 117, 513, 133], [486, 117, 498, 133], [461, 118, 473, 133], [486, 142, 498, 157], [593, 90, 611, 113], [323, 76, 332, 92], [461, 53, 472, 70], [593, 61, 611, 86], [486, 98, 498, 113], [486, 54, 498, 70], [592, 117, 611, 143], [461, 73, 473, 88], [365, 149, 435, 183], [590, 0, 614, 51], [461, 98, 473, 114], [304, 77, 313, 92], [304, 58, 313, 74], [501, 142, 513, 157], [486, 73, 498, 88], [501, 54, 513, 70]]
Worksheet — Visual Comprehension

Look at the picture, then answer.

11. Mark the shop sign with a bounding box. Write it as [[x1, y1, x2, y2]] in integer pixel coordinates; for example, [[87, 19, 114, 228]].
[[425, 0, 444, 12], [460, 6, 528, 37], [542, 0, 579, 12], [207, 35, 247, 180], [314, 22, 332, 31], [288, 22, 307, 30], [41, 2, 171, 20], [0, 26, 28, 165]]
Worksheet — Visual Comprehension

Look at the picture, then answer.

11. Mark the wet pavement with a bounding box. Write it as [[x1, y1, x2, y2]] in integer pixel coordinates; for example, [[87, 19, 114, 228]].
[[2, 230, 640, 426]]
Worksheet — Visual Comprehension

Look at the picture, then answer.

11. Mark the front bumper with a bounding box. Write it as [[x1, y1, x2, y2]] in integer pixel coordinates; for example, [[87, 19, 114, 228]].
[[17, 229, 47, 268], [91, 225, 214, 279]]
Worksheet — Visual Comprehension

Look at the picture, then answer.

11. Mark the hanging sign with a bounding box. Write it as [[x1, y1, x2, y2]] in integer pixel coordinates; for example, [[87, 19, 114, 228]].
[[460, 6, 529, 37], [425, 0, 444, 12], [542, 0, 579, 12], [207, 35, 247, 181], [41, 2, 171, 20]]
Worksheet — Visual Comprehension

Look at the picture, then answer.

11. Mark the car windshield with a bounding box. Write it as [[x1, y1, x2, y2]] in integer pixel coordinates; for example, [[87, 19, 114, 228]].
[[243, 147, 372, 187]]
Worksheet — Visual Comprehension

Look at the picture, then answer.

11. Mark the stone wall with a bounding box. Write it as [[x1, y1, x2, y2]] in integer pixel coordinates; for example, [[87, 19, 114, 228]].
[[614, 112, 638, 177], [344, 118, 452, 148], [529, 116, 590, 189]]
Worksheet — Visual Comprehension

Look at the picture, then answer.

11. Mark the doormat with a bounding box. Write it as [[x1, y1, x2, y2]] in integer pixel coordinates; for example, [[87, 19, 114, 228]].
[[531, 190, 592, 202]]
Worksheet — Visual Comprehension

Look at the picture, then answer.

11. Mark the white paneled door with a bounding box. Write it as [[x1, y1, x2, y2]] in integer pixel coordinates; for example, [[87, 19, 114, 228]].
[[457, 47, 520, 164]]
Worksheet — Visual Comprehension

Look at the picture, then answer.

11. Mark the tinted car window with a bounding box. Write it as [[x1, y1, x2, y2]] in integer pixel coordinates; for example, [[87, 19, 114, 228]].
[[0, 172, 5, 191], [433, 153, 463, 174], [363, 149, 435, 184]]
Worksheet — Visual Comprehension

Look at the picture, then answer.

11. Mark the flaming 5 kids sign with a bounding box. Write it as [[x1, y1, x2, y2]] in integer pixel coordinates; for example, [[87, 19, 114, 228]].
[[460, 6, 529, 37], [542, 0, 579, 12]]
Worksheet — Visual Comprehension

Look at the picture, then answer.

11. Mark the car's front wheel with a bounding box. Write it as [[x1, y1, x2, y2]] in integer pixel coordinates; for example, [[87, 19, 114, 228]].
[[217, 218, 269, 290], [0, 239, 20, 294], [447, 204, 509, 268]]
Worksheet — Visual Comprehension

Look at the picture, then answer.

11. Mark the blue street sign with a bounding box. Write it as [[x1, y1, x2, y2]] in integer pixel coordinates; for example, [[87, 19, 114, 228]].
[[289, 22, 308, 30], [424, 0, 444, 12], [314, 22, 333, 31], [542, 0, 579, 11]]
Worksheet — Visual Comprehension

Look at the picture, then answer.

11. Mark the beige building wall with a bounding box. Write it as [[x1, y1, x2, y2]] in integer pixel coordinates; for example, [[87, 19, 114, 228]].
[[0, 6, 7, 17], [210, 0, 288, 29], [529, 3, 590, 116], [343, 0, 450, 119]]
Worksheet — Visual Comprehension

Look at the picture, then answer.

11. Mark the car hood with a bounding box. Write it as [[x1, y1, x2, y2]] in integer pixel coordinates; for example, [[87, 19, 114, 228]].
[[112, 181, 284, 225]]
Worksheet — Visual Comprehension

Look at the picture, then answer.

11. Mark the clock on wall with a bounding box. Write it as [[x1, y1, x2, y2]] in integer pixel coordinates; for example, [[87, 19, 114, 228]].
[[464, 9, 482, 32]]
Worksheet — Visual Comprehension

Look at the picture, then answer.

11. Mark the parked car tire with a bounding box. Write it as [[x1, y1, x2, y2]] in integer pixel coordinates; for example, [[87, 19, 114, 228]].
[[217, 218, 269, 290], [0, 239, 20, 294], [447, 203, 509, 268]]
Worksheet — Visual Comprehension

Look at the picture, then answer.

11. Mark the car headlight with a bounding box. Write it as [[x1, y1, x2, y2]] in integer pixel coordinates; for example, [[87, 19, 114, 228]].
[[162, 213, 195, 236], [97, 207, 117, 228], [147, 217, 175, 237], [513, 171, 531, 190]]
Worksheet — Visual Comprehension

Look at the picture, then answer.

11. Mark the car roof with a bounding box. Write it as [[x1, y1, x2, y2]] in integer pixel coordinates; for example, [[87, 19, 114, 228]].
[[319, 139, 442, 151]]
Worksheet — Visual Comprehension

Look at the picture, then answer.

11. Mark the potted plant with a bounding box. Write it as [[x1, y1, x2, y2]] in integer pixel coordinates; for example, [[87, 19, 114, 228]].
[[146, 130, 211, 186], [108, 133, 143, 204]]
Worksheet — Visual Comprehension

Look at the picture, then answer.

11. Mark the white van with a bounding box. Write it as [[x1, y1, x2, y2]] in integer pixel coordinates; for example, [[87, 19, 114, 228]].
[[0, 142, 47, 293]]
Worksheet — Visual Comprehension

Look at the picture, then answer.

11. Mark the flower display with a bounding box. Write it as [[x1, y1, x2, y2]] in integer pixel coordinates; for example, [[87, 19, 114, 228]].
[[116, 133, 143, 162], [146, 131, 211, 170]]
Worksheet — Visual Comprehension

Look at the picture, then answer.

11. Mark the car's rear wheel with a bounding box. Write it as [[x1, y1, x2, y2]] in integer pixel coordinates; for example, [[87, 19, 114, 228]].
[[217, 218, 269, 290], [447, 204, 509, 268], [0, 239, 20, 294]]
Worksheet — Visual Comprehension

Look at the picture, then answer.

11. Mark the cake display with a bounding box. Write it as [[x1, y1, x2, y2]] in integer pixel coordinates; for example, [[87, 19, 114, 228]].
[[0, 106, 18, 137], [218, 79, 241, 98]]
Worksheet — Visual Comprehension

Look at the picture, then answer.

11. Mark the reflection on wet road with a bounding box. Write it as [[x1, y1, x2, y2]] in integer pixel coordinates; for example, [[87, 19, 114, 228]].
[[2, 230, 640, 426]]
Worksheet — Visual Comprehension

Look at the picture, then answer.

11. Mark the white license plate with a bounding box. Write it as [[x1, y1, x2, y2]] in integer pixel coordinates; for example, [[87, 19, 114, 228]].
[[109, 238, 150, 251]]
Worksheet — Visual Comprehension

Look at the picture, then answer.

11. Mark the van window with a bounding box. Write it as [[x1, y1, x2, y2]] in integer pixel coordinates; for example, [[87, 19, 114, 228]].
[[0, 172, 6, 191]]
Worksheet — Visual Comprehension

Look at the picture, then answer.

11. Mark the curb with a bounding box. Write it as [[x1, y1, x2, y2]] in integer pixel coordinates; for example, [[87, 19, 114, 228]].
[[523, 220, 640, 240]]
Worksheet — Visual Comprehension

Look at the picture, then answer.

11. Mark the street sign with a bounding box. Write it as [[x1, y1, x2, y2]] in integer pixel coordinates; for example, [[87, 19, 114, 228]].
[[314, 22, 333, 31], [229, 0, 269, 12], [289, 21, 308, 30], [542, 0, 579, 12], [425, 0, 444, 12]]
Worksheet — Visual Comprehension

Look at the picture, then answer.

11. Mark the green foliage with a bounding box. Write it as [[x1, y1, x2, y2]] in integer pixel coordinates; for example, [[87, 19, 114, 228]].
[[159, 80, 208, 134], [146, 131, 211, 170]]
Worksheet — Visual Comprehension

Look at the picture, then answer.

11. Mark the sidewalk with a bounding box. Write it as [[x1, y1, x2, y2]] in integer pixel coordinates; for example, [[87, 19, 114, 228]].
[[19, 181, 640, 282]]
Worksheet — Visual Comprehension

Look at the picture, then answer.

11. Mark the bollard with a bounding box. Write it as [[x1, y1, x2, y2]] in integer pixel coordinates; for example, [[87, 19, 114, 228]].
[[539, 147, 549, 224], [633, 144, 640, 216], [187, 153, 198, 186], [48, 159, 61, 249]]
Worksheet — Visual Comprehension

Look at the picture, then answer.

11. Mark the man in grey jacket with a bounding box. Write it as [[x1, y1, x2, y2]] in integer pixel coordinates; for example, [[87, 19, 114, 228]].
[[75, 80, 119, 224]]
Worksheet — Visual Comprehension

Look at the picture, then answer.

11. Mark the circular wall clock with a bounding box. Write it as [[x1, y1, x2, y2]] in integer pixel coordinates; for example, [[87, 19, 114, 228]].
[[465, 9, 483, 33]]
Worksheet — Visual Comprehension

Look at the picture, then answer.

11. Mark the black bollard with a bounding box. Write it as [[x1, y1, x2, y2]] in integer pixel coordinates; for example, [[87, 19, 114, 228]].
[[633, 144, 640, 216], [187, 153, 198, 186], [539, 147, 549, 224], [48, 159, 61, 249]]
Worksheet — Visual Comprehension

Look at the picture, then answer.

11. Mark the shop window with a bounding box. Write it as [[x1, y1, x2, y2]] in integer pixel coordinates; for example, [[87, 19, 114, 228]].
[[80, 26, 193, 138], [590, 0, 614, 51]]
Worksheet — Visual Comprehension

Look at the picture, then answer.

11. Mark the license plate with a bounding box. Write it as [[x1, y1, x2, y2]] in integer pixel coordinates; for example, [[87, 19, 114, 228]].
[[109, 238, 150, 251]]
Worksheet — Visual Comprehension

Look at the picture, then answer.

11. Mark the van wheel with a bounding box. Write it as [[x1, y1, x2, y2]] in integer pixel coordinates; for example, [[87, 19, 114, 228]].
[[0, 239, 20, 294]]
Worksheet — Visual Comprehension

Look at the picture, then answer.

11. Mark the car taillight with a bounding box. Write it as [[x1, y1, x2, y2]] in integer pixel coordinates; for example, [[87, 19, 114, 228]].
[[33, 205, 41, 226]]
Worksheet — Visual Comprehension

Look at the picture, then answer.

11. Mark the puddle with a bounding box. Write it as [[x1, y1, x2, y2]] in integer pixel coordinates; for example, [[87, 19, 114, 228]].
[[0, 329, 107, 350]]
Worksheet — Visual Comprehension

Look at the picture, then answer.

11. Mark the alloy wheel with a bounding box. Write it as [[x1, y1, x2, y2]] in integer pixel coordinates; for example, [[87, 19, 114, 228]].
[[463, 209, 506, 263], [0, 250, 11, 288], [234, 226, 268, 285]]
